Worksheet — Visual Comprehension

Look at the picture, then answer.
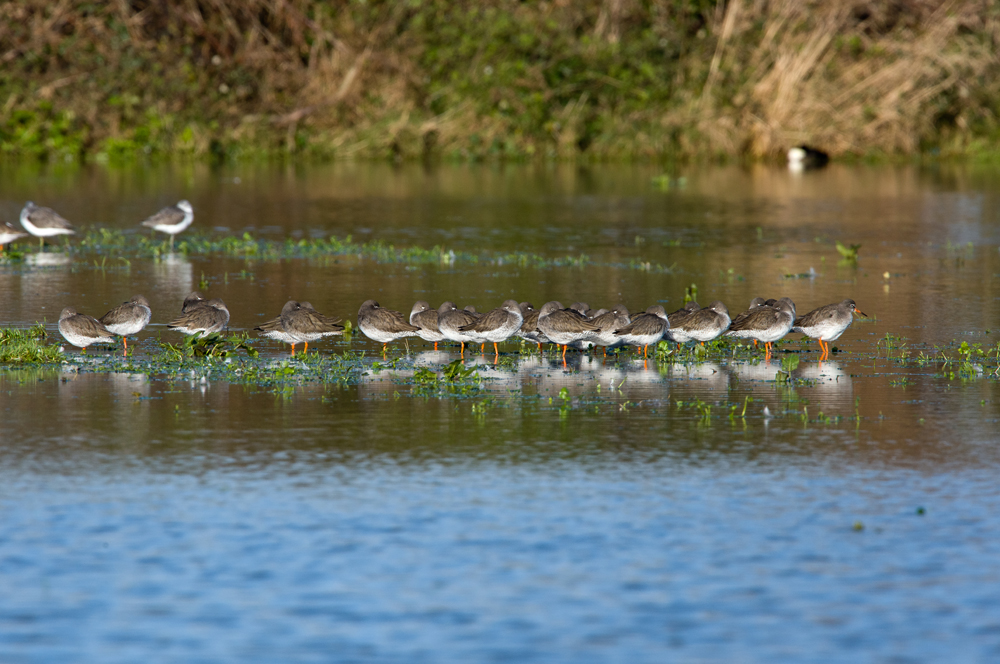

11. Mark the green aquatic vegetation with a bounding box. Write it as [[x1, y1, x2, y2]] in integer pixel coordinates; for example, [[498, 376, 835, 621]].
[[955, 341, 986, 378], [0, 249, 26, 263], [406, 359, 484, 397], [494, 354, 520, 370], [0, 325, 63, 364], [91, 254, 132, 271], [413, 367, 438, 385], [728, 396, 752, 422], [160, 333, 259, 360], [651, 175, 687, 191], [688, 343, 710, 361], [775, 354, 800, 384], [557, 387, 573, 418], [813, 411, 840, 425], [655, 336, 769, 365], [78, 228, 129, 253], [15, 340, 871, 430], [913, 339, 994, 380], [442, 360, 479, 382], [675, 397, 712, 423], [877, 333, 910, 361], [653, 341, 675, 363], [720, 268, 744, 283], [370, 357, 408, 374], [60, 229, 677, 275], [470, 398, 493, 418], [835, 241, 862, 262], [944, 240, 975, 258]]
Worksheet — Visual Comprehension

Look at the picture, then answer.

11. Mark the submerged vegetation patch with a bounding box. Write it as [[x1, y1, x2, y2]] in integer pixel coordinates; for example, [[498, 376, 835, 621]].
[[159, 333, 260, 360], [10, 228, 679, 274]]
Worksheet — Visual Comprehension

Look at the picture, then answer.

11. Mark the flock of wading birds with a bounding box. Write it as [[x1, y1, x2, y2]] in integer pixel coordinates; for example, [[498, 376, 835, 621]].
[[4, 200, 869, 362], [56, 295, 868, 363]]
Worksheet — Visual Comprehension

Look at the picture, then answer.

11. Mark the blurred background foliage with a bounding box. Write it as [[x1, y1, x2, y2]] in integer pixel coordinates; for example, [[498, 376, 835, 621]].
[[0, 0, 998, 162]]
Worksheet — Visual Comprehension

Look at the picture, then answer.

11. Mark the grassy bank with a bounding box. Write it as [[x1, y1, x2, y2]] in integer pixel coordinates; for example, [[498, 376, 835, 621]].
[[1, 1, 998, 162]]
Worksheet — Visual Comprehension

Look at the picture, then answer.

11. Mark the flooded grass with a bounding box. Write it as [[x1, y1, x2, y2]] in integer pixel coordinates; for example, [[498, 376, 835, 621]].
[[1, 228, 685, 275], [159, 332, 260, 360], [0, 324, 63, 363]]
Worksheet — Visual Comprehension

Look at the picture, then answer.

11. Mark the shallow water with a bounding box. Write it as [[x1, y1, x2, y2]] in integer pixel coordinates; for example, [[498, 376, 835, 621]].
[[2, 161, 1000, 661]]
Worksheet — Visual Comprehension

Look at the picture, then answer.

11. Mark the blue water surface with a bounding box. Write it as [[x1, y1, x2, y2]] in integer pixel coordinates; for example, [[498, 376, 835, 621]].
[[2, 448, 999, 663]]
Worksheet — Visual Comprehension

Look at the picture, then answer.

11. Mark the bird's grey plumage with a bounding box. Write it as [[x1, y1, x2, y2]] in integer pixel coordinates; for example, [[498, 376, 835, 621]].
[[357, 300, 420, 346], [667, 301, 700, 328], [255, 314, 297, 344], [727, 297, 795, 344], [613, 305, 670, 352], [537, 301, 603, 349], [0, 222, 28, 248], [99, 295, 152, 336], [254, 300, 300, 345], [668, 300, 730, 344], [586, 304, 631, 349], [254, 300, 343, 352], [409, 301, 445, 344], [438, 302, 481, 349], [181, 291, 207, 314], [792, 299, 867, 349], [142, 200, 194, 247], [168, 298, 230, 337], [58, 307, 117, 348], [282, 300, 343, 342], [20, 202, 75, 245], [458, 300, 524, 347], [725, 298, 768, 339], [516, 302, 549, 346]]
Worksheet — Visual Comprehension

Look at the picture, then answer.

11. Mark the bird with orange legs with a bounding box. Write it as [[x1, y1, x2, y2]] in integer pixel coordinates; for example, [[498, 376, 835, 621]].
[[357, 300, 420, 355], [613, 305, 670, 359], [792, 299, 868, 360], [537, 301, 603, 364], [457, 299, 523, 360], [725, 297, 795, 360]]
